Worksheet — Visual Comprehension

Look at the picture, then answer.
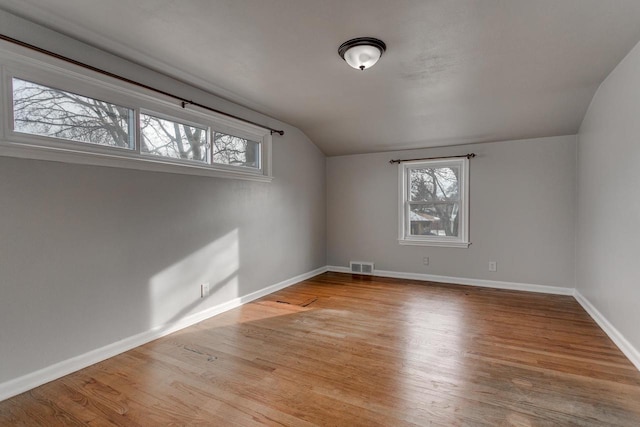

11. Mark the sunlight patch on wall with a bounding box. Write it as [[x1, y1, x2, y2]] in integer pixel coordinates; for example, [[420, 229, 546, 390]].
[[149, 229, 239, 326]]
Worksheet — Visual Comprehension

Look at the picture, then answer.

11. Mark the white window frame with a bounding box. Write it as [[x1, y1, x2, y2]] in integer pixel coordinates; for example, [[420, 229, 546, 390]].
[[398, 158, 470, 248], [0, 41, 272, 182], [138, 109, 211, 165], [211, 128, 263, 173]]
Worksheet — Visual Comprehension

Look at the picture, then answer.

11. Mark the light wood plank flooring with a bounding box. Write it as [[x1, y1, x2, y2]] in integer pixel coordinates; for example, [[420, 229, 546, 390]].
[[2, 272, 640, 426]]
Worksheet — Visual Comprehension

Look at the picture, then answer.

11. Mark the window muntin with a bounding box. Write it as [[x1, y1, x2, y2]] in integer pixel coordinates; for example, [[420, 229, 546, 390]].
[[12, 77, 134, 149], [213, 132, 260, 169], [140, 113, 209, 163], [399, 158, 469, 247]]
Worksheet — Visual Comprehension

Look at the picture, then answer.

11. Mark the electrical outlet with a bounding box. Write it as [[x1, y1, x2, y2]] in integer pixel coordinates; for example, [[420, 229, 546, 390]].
[[423, 257, 429, 266], [489, 261, 497, 272], [201, 282, 210, 298]]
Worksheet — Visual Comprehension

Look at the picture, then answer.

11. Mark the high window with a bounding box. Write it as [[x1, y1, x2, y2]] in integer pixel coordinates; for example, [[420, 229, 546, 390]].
[[140, 113, 209, 162], [398, 158, 470, 247], [213, 132, 260, 169], [13, 78, 135, 149], [1, 43, 272, 181]]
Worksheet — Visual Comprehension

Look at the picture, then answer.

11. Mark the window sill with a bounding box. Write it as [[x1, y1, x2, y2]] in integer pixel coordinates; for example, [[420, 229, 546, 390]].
[[0, 139, 273, 183], [398, 239, 471, 248]]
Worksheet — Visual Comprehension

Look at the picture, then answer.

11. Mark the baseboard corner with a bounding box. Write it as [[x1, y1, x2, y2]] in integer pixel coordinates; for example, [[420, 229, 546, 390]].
[[573, 290, 640, 372]]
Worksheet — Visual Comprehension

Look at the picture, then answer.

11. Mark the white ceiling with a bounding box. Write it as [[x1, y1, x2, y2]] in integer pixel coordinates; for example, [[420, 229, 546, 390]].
[[2, 0, 640, 156]]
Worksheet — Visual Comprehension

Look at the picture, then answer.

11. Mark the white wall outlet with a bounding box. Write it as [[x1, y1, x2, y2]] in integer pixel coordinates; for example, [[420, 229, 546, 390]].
[[201, 282, 210, 298], [423, 257, 429, 266], [489, 261, 497, 272]]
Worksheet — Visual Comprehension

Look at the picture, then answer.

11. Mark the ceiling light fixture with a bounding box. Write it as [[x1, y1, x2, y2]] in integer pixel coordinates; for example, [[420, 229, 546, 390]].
[[338, 37, 386, 71]]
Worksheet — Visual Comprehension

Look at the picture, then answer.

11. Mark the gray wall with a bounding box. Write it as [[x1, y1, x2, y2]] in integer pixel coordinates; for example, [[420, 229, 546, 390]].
[[576, 41, 640, 351], [327, 135, 577, 288], [0, 12, 326, 383]]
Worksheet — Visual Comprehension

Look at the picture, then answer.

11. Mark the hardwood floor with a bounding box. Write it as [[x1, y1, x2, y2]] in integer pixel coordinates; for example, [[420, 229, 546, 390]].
[[2, 272, 640, 426]]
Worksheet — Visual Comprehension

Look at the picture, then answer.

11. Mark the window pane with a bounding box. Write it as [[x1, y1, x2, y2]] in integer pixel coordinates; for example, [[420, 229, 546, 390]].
[[12, 78, 134, 148], [409, 203, 459, 237], [213, 132, 260, 169], [140, 114, 208, 162], [409, 166, 459, 202]]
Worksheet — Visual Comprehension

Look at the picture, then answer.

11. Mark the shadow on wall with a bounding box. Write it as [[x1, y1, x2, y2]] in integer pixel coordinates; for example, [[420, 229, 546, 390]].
[[0, 155, 289, 384]]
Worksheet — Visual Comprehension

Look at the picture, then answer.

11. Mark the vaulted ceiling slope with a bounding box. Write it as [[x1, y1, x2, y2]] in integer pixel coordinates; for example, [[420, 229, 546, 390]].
[[2, 0, 640, 156]]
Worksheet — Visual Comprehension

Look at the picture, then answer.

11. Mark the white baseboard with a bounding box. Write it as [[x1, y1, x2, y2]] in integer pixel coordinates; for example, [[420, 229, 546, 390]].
[[326, 266, 574, 295], [0, 266, 328, 402], [327, 266, 639, 372], [5, 265, 638, 402], [573, 290, 640, 372]]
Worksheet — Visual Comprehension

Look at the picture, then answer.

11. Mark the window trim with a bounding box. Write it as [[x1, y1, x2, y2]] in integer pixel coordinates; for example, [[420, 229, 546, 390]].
[[398, 157, 470, 248], [0, 41, 273, 182]]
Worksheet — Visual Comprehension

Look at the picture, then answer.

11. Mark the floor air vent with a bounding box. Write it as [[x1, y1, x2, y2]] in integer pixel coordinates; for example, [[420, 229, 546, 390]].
[[350, 261, 374, 275]]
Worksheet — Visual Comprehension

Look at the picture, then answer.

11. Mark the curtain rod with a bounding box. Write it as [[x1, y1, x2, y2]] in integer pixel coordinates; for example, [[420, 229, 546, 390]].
[[389, 153, 476, 164], [0, 33, 285, 136]]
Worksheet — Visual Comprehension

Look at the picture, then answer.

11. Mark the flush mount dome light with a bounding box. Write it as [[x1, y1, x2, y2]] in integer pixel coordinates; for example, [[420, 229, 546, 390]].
[[338, 37, 386, 71]]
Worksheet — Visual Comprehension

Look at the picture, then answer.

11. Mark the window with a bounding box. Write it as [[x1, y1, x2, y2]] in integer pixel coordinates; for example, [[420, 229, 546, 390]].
[[13, 78, 135, 149], [140, 113, 209, 163], [398, 158, 470, 247], [213, 132, 260, 169], [0, 43, 271, 181]]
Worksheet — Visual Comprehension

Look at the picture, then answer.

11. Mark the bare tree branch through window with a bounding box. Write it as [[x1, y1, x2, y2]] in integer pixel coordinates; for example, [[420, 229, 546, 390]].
[[408, 166, 460, 237], [13, 78, 133, 148], [213, 132, 260, 168]]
